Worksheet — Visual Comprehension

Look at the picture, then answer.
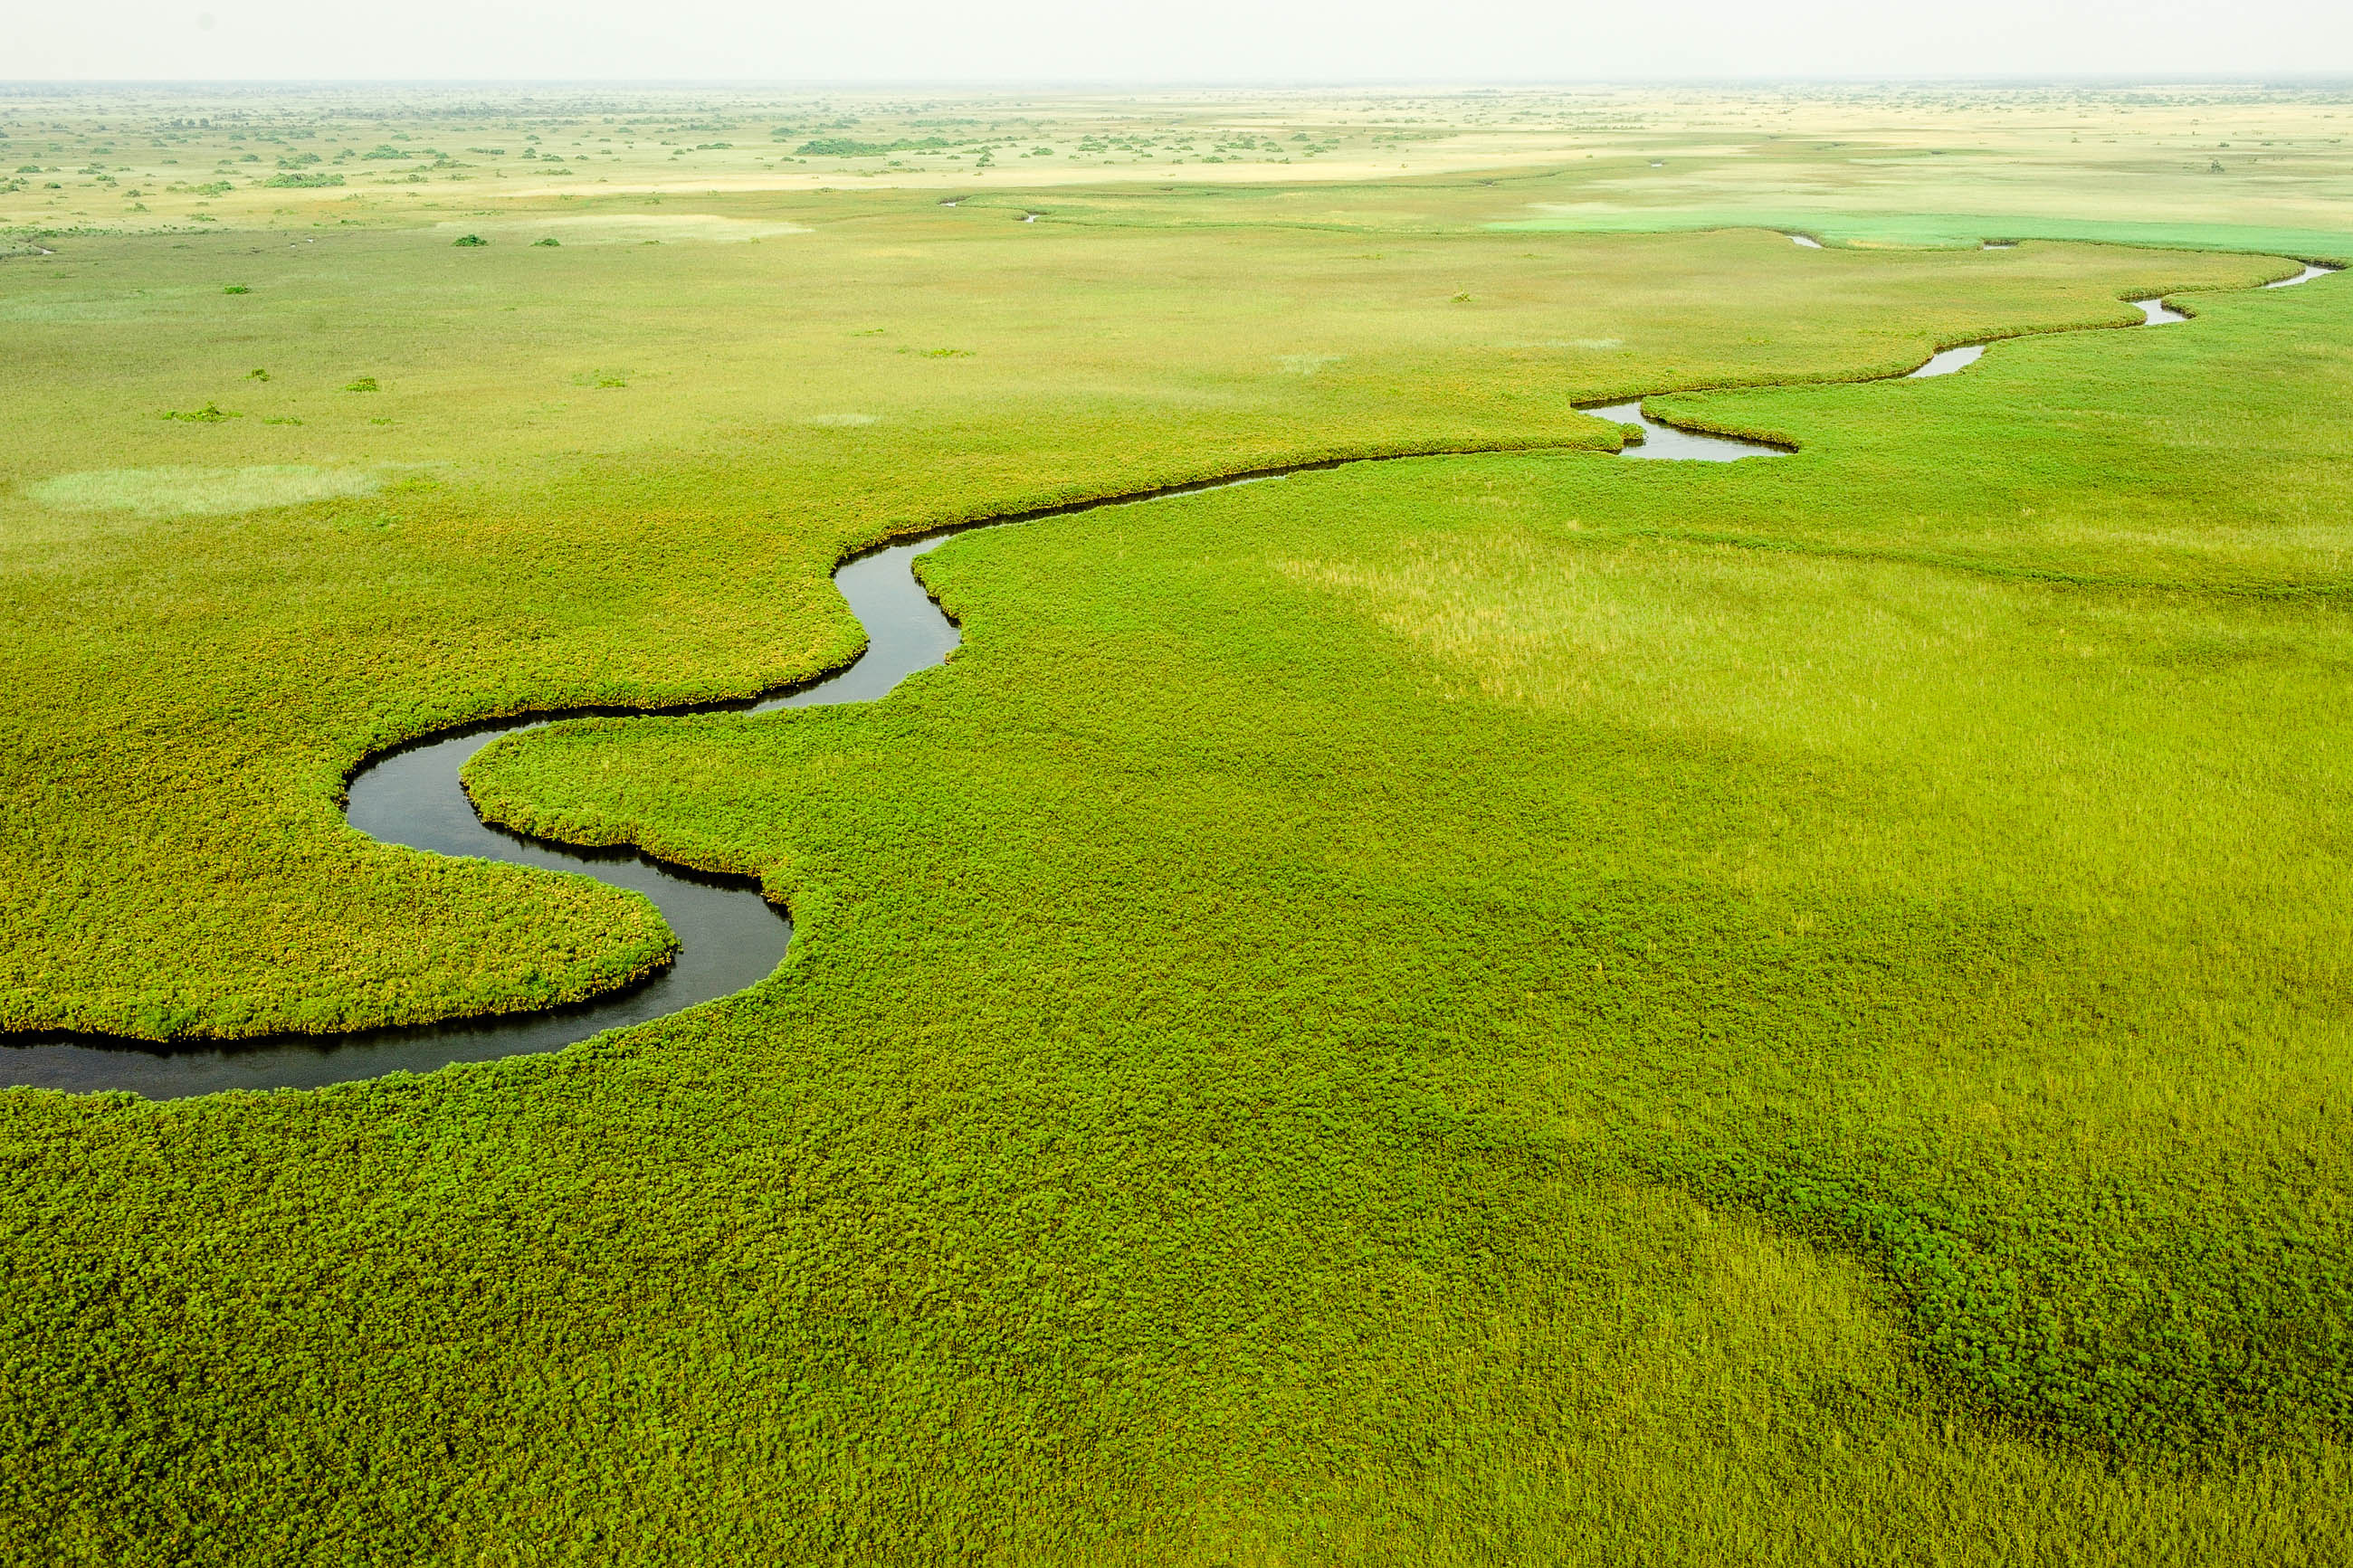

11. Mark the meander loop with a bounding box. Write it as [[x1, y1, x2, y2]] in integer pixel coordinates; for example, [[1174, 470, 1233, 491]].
[[3, 261, 2336, 1095]]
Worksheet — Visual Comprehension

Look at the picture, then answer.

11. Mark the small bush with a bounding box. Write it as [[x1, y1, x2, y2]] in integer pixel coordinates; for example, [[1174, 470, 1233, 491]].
[[452, 234, 488, 247], [223, 285, 249, 295], [531, 237, 560, 247], [795, 137, 949, 157], [344, 377, 378, 393], [161, 403, 239, 423]]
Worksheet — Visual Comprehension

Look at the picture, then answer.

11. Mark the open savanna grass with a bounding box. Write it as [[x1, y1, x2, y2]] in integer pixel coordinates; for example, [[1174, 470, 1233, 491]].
[[0, 207, 2280, 1041], [10, 81, 2351, 242], [22, 461, 386, 515], [9, 260, 2348, 1560]]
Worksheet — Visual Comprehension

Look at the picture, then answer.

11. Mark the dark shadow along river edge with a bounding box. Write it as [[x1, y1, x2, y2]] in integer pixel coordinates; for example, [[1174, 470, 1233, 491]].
[[5, 262, 2339, 1096]]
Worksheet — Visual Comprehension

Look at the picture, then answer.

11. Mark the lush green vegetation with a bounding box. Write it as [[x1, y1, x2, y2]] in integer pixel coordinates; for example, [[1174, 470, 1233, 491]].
[[6, 209, 2274, 1042], [471, 270, 2353, 1479], [6, 85, 2353, 1563]]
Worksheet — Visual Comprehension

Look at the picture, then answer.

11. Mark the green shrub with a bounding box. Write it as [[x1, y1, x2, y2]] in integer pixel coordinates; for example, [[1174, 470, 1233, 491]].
[[795, 136, 949, 157], [452, 233, 488, 247]]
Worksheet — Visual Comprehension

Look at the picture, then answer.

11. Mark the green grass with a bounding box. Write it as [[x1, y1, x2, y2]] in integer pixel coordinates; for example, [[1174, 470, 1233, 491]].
[[27, 464, 385, 516], [454, 270, 2353, 1462], [2, 217, 2272, 1042], [1492, 210, 2353, 264], [4, 95, 2353, 1561]]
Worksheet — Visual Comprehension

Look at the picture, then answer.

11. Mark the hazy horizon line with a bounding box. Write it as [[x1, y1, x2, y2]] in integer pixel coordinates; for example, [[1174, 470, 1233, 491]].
[[5, 74, 2351, 92]]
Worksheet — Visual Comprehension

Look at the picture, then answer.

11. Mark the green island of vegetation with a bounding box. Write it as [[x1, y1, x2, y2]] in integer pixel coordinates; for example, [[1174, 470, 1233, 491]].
[[3, 82, 2351, 1563]]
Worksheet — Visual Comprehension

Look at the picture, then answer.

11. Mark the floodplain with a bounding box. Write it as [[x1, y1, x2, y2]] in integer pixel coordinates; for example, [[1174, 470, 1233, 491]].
[[4, 81, 2353, 1564]]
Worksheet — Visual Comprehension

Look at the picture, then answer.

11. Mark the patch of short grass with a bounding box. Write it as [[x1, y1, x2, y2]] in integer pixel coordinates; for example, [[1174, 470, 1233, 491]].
[[24, 464, 383, 516]]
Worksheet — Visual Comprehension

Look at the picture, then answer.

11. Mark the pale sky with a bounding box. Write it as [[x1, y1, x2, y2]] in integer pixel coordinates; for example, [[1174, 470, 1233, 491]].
[[5, 0, 2349, 82]]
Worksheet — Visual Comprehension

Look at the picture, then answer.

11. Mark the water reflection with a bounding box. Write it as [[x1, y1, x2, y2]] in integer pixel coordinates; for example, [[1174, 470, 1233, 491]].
[[1584, 403, 1787, 461]]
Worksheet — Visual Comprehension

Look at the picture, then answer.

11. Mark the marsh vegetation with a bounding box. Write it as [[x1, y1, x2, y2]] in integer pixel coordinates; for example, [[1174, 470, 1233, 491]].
[[4, 81, 2352, 1565]]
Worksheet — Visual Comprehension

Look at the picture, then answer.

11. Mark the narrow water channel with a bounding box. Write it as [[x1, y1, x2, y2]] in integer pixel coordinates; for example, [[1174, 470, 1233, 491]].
[[5, 260, 2339, 1095], [2266, 264, 2335, 289], [1910, 345, 1986, 377], [1582, 402, 1786, 461]]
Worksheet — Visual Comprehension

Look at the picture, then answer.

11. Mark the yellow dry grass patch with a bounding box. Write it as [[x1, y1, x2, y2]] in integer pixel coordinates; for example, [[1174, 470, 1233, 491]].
[[25, 465, 384, 517], [1274, 533, 1632, 710]]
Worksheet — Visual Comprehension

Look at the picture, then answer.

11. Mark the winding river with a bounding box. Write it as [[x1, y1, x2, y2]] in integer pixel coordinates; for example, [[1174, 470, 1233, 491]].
[[5, 258, 2338, 1096]]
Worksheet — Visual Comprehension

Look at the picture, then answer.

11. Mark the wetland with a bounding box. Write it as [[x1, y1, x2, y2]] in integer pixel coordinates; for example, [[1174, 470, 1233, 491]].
[[5, 81, 2353, 1568]]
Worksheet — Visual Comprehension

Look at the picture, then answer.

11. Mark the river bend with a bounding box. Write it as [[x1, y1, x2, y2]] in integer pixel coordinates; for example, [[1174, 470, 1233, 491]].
[[5, 258, 2337, 1095]]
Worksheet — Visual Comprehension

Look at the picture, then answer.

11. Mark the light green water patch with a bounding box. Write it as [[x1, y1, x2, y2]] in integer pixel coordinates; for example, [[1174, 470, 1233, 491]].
[[25, 465, 385, 517], [1494, 210, 2353, 263]]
